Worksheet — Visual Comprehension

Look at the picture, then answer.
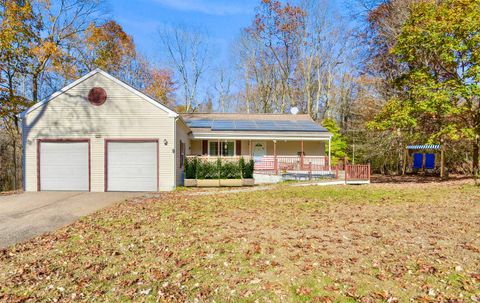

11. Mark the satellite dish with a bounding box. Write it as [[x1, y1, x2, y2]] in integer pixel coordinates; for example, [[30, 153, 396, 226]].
[[290, 106, 299, 115]]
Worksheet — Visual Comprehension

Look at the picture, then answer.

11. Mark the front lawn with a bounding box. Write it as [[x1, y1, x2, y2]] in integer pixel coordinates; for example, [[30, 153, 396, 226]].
[[1, 181, 479, 302]]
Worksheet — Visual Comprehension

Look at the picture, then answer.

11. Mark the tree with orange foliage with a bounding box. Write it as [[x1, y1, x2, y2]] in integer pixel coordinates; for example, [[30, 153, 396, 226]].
[[84, 20, 136, 74], [139, 63, 176, 107], [0, 0, 38, 189]]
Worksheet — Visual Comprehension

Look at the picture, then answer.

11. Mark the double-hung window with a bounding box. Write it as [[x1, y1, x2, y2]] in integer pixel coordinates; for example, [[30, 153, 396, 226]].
[[209, 141, 235, 156]]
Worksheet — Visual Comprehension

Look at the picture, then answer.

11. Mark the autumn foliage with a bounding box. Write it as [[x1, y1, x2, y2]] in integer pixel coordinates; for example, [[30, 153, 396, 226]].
[[0, 1, 176, 190], [85, 20, 136, 73]]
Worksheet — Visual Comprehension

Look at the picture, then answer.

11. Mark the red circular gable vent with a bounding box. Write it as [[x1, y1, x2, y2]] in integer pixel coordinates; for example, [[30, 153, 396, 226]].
[[88, 87, 107, 106]]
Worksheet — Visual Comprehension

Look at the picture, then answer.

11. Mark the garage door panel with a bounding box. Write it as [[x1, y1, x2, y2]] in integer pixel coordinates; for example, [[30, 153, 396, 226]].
[[107, 142, 157, 192], [40, 142, 89, 191], [108, 179, 156, 192]]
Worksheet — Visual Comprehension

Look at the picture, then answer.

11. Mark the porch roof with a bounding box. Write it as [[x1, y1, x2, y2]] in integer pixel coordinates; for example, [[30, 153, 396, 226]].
[[181, 113, 332, 141]]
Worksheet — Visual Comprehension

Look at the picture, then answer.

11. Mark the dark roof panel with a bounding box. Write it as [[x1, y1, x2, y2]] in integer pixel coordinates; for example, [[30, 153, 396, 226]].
[[184, 118, 328, 133]]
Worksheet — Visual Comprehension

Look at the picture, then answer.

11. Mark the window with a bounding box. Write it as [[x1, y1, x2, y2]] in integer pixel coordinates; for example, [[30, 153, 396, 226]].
[[209, 141, 219, 156], [209, 141, 235, 156], [221, 141, 234, 156]]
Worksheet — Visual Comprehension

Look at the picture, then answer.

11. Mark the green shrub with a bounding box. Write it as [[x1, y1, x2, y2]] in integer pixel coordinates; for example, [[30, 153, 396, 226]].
[[216, 158, 222, 179], [184, 157, 197, 179], [220, 161, 242, 179], [239, 157, 246, 176], [189, 157, 255, 180], [196, 160, 219, 179], [243, 159, 255, 179]]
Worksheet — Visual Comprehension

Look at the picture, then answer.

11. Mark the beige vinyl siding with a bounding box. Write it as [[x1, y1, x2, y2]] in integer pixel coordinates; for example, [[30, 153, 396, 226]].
[[263, 140, 325, 156], [241, 140, 250, 156], [275, 141, 325, 156], [23, 72, 176, 192], [176, 120, 190, 185], [190, 140, 203, 155]]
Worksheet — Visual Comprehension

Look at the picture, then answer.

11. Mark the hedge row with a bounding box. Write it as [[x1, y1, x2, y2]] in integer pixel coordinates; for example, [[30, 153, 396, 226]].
[[185, 157, 255, 179]]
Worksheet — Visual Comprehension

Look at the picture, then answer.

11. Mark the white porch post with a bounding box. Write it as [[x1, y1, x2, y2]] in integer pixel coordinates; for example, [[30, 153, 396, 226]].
[[328, 138, 331, 171], [300, 140, 304, 170], [273, 140, 278, 175]]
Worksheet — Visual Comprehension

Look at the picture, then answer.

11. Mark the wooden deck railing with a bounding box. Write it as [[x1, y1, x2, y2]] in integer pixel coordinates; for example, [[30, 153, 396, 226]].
[[345, 164, 371, 181], [253, 156, 328, 173]]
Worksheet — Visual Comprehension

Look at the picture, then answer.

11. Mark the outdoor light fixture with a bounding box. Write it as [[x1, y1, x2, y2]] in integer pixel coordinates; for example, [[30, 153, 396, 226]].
[[163, 139, 168, 146]]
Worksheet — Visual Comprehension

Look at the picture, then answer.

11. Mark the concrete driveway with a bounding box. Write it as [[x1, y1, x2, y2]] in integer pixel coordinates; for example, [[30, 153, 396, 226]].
[[0, 192, 141, 249]]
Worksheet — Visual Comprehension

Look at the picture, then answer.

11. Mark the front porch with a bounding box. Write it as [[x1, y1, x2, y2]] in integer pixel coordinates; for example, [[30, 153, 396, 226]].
[[187, 139, 333, 178]]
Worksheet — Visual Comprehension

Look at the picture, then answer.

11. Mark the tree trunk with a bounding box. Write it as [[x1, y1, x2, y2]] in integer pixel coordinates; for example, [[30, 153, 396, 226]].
[[32, 73, 39, 102], [13, 138, 17, 190], [473, 138, 479, 175]]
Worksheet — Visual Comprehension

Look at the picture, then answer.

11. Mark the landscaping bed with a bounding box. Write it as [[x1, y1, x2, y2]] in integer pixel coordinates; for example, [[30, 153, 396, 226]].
[[0, 181, 479, 302], [184, 157, 255, 187]]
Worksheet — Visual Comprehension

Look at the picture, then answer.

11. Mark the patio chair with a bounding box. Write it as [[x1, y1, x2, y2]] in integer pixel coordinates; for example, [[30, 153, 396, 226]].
[[425, 153, 435, 173], [413, 153, 423, 172]]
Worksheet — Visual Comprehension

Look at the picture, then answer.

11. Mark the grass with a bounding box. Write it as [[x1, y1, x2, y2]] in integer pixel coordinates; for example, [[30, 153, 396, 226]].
[[1, 181, 479, 302]]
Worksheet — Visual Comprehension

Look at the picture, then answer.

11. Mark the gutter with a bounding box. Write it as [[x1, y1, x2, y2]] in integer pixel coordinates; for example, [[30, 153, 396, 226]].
[[190, 133, 333, 141]]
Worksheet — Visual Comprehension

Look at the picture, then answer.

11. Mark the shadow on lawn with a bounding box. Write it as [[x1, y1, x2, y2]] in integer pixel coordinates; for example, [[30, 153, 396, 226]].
[[371, 174, 473, 184]]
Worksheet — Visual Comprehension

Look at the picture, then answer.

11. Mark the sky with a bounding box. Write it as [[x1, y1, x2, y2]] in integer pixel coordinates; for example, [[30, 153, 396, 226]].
[[109, 0, 259, 65], [107, 0, 354, 106]]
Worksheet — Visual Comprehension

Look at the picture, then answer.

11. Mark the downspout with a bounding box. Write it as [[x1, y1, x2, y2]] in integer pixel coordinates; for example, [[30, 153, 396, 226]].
[[173, 116, 178, 190]]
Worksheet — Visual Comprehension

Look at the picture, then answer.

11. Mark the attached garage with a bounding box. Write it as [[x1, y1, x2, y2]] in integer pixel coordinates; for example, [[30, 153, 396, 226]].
[[38, 140, 90, 191], [105, 140, 158, 192], [21, 69, 181, 192]]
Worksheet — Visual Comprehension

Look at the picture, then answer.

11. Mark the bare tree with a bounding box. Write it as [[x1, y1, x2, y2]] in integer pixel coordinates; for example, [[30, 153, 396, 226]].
[[214, 68, 232, 112], [234, 30, 277, 113], [298, 0, 355, 120], [158, 25, 209, 112], [29, 0, 106, 101]]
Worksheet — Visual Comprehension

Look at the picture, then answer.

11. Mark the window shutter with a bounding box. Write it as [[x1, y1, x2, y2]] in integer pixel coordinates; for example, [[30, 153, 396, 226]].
[[202, 140, 208, 155], [236, 140, 241, 156]]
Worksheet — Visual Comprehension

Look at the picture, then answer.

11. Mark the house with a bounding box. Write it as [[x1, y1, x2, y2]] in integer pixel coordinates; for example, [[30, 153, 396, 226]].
[[20, 69, 332, 192]]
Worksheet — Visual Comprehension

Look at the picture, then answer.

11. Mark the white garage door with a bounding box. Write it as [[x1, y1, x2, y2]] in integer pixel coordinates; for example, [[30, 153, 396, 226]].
[[40, 141, 89, 191], [107, 141, 158, 192]]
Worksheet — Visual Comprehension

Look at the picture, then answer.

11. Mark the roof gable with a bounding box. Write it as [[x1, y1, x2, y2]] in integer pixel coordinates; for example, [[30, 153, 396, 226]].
[[20, 69, 178, 118]]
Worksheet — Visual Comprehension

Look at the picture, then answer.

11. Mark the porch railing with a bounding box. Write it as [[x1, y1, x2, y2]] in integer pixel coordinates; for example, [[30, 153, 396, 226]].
[[186, 155, 328, 169], [253, 155, 329, 174], [186, 155, 371, 183]]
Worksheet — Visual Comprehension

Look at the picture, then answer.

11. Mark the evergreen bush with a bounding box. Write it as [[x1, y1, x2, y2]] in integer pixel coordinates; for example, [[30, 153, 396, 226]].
[[188, 157, 255, 179], [243, 159, 255, 179], [196, 160, 219, 179], [184, 157, 197, 179], [220, 161, 242, 179]]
